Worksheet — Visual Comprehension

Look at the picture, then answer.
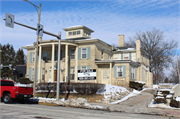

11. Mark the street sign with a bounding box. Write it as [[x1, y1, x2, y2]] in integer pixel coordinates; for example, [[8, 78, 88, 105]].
[[5, 13, 14, 28], [37, 23, 43, 37]]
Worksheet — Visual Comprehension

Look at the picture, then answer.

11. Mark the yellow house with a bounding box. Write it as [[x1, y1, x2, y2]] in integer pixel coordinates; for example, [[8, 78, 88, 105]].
[[22, 25, 153, 87]]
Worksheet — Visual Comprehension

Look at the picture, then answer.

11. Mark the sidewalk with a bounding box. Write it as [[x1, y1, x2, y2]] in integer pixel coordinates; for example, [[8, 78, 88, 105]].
[[34, 88, 180, 117], [89, 89, 180, 117]]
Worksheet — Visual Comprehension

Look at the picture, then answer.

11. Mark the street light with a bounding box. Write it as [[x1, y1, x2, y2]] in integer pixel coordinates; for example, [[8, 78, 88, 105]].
[[23, 0, 41, 98]]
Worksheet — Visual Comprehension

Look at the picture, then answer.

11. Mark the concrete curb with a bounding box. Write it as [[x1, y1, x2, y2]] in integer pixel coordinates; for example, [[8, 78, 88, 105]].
[[30, 98, 180, 118]]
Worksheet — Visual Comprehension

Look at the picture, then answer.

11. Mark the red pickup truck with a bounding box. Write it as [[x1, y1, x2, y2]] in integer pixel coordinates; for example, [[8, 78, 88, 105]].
[[0, 79, 33, 103]]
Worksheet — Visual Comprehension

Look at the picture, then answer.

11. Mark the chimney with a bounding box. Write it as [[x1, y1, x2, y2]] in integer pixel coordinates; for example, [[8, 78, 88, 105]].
[[136, 39, 141, 62], [118, 35, 124, 47]]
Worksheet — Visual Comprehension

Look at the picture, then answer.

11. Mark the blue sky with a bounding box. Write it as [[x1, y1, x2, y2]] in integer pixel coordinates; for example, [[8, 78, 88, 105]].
[[0, 0, 180, 54]]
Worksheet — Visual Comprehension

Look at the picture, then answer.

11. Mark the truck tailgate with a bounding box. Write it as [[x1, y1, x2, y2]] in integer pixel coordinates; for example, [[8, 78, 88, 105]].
[[16, 87, 33, 95]]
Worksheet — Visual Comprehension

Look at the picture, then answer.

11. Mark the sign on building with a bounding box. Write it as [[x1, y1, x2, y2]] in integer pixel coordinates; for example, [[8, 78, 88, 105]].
[[5, 13, 14, 28], [78, 69, 96, 80]]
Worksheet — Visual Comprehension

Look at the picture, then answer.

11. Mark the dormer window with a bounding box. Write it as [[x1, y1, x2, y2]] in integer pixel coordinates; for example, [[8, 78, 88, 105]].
[[77, 31, 80, 34], [73, 31, 76, 35], [63, 25, 94, 39], [68, 32, 72, 36]]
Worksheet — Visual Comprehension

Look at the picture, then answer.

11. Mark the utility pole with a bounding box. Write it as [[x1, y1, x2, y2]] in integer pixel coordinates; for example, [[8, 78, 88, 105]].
[[23, 0, 41, 97], [56, 32, 61, 100]]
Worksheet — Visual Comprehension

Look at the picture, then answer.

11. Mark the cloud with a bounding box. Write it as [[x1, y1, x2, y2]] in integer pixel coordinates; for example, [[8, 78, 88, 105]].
[[0, 0, 179, 53]]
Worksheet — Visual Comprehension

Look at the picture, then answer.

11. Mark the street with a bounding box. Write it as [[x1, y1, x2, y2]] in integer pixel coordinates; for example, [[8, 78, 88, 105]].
[[0, 102, 178, 119]]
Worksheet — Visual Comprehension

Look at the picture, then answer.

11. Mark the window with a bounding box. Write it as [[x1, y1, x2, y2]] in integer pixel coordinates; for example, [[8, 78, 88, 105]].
[[70, 67, 75, 80], [82, 48, 87, 59], [73, 31, 76, 35], [108, 53, 111, 60], [117, 66, 123, 77], [103, 70, 108, 79], [77, 31, 80, 34], [81, 66, 87, 69], [123, 53, 129, 60], [55, 51, 57, 61], [130, 66, 135, 79], [32, 68, 34, 81], [43, 51, 47, 61], [70, 49, 75, 59], [32, 53, 35, 62], [68, 32, 72, 36], [101, 49, 104, 60], [0, 81, 14, 86]]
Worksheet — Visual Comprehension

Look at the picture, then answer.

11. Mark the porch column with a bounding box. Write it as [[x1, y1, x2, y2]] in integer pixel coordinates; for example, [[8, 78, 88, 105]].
[[38, 45, 42, 83], [110, 62, 112, 85], [51, 44, 55, 82], [65, 44, 69, 82], [75, 46, 78, 82]]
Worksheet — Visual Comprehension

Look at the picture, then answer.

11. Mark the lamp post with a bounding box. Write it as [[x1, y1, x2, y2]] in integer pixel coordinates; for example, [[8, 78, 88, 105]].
[[23, 0, 41, 97]]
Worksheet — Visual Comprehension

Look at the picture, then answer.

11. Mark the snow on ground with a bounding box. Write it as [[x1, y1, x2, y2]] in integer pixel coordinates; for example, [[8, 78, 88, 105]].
[[148, 99, 180, 109], [103, 84, 129, 94], [110, 89, 141, 104], [102, 84, 130, 99], [14, 83, 33, 87], [135, 81, 145, 84], [176, 97, 180, 101]]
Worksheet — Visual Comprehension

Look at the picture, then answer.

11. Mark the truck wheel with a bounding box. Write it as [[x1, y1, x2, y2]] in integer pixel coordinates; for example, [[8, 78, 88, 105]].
[[3, 93, 11, 103]]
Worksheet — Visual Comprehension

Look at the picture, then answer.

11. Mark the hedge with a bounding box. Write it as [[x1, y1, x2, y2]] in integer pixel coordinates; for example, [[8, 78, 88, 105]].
[[36, 82, 105, 95], [129, 81, 145, 91], [19, 78, 33, 84], [170, 98, 180, 108]]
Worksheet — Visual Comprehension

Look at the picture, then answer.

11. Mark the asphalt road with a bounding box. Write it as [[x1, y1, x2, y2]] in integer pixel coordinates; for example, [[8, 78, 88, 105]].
[[0, 102, 178, 119]]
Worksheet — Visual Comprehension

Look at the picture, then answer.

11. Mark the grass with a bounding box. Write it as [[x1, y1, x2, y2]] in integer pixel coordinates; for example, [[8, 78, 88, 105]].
[[35, 92, 104, 102]]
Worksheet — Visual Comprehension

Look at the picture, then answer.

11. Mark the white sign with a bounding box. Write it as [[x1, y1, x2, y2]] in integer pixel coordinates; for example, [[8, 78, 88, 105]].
[[5, 13, 14, 28], [78, 69, 96, 80]]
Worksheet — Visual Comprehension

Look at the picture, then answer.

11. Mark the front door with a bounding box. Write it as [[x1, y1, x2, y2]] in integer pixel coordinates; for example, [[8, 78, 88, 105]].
[[54, 70, 57, 81], [102, 70, 109, 84]]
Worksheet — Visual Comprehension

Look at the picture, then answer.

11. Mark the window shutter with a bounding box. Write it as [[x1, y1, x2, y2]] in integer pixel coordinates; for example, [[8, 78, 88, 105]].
[[130, 66, 132, 79], [87, 47, 91, 59], [37, 53, 39, 62], [114, 66, 117, 78], [36, 68, 38, 81], [129, 53, 132, 60], [123, 65, 126, 78], [135, 68, 137, 80], [87, 65, 90, 69], [121, 53, 123, 60], [78, 48, 81, 60], [29, 68, 31, 80], [30, 52, 32, 63], [78, 66, 81, 70]]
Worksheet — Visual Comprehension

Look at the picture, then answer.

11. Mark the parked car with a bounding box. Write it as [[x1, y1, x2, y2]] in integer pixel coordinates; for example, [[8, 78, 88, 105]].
[[0, 79, 33, 103]]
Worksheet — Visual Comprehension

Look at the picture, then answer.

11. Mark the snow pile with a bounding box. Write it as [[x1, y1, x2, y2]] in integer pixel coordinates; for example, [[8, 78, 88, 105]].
[[110, 89, 141, 104], [176, 97, 180, 101], [15, 83, 33, 87], [135, 81, 145, 85], [148, 99, 171, 108], [153, 85, 159, 89], [31, 97, 108, 110], [166, 94, 172, 99], [101, 85, 130, 104]]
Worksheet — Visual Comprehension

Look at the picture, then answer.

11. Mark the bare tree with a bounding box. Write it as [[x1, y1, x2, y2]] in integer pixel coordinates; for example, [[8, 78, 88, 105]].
[[126, 28, 178, 72], [169, 56, 180, 84], [153, 69, 166, 84]]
